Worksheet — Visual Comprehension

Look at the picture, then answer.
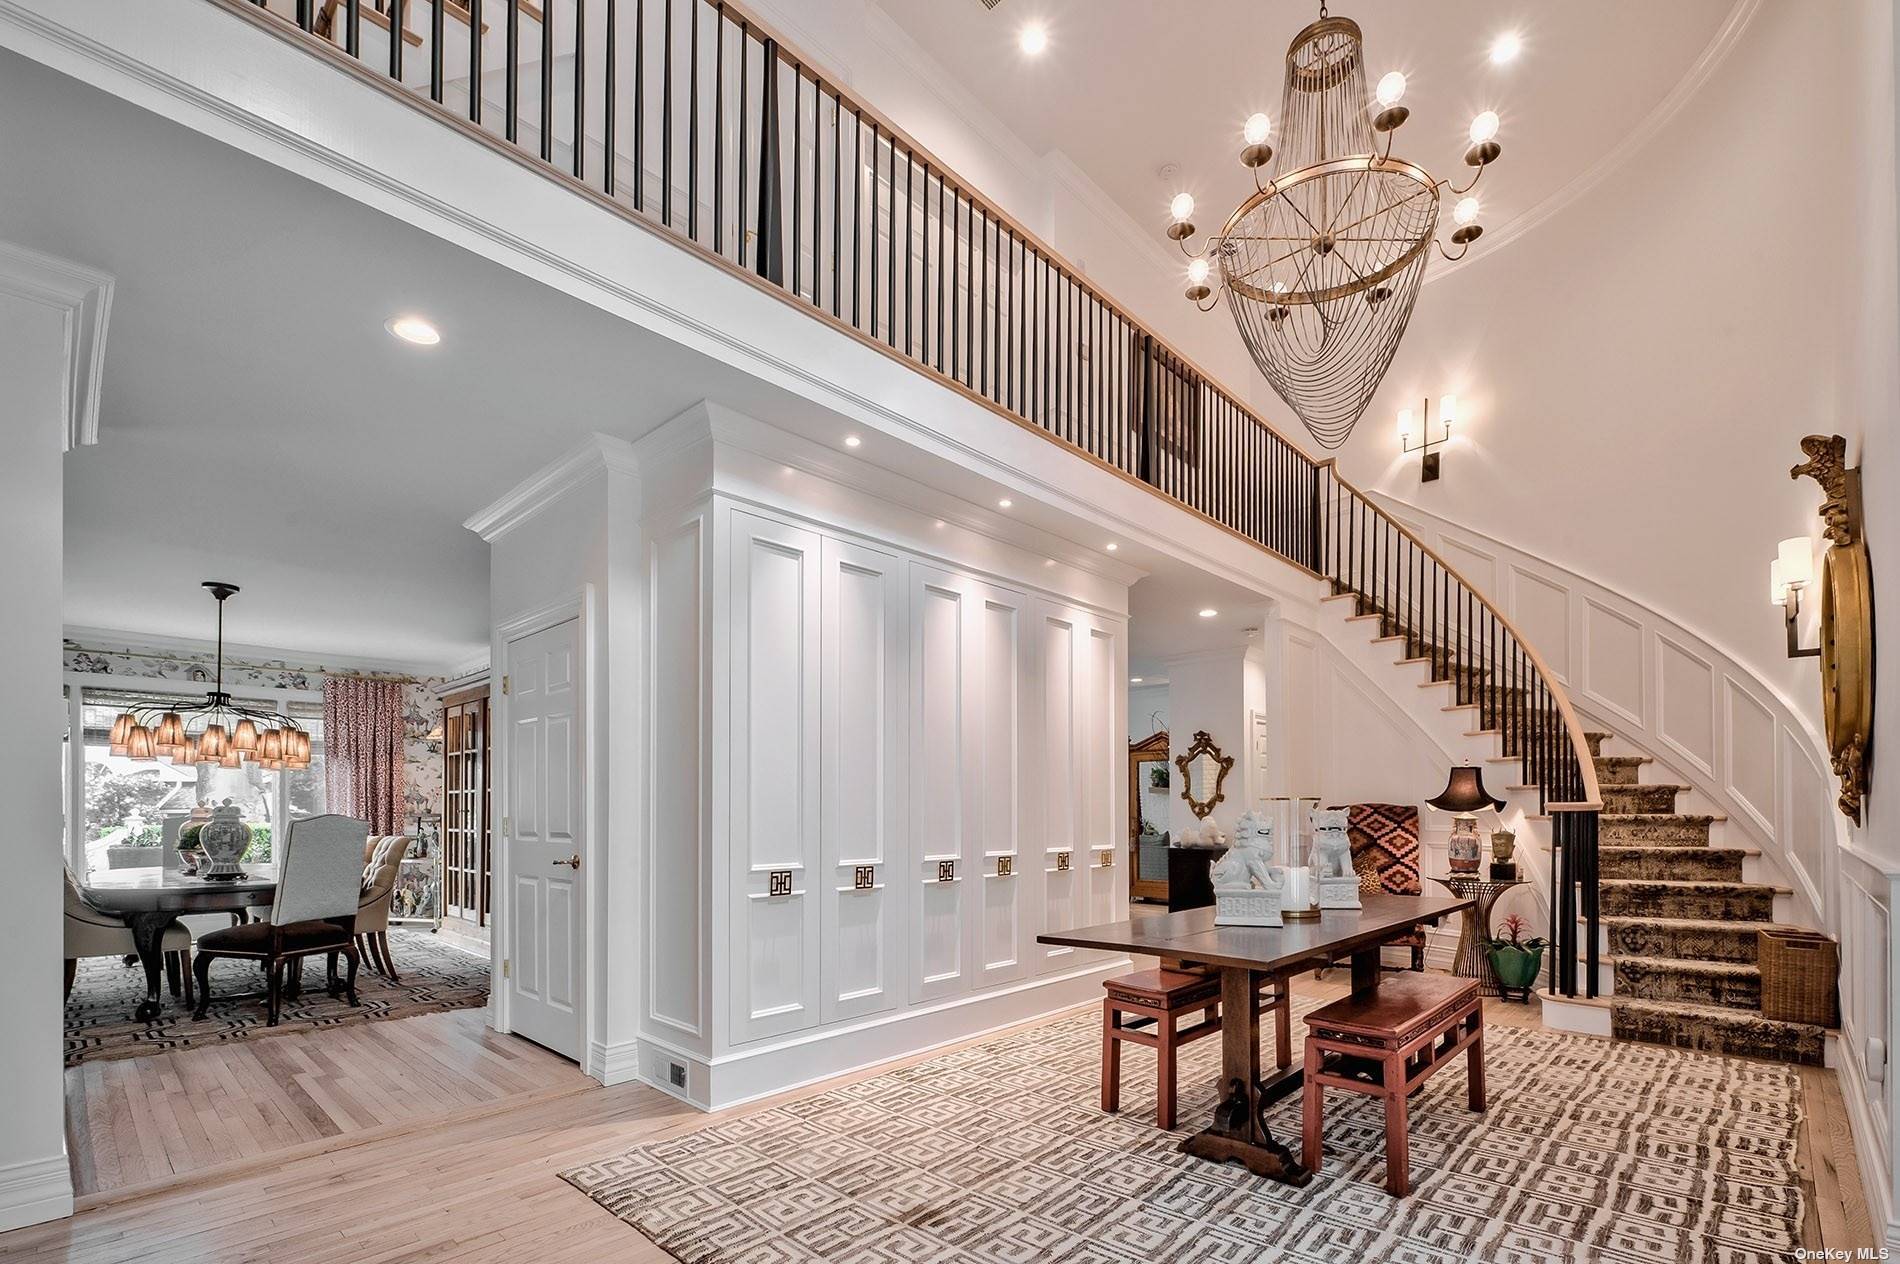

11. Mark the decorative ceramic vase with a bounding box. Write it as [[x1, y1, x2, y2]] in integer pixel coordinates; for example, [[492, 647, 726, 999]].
[[1446, 814, 1482, 874], [196, 799, 252, 880]]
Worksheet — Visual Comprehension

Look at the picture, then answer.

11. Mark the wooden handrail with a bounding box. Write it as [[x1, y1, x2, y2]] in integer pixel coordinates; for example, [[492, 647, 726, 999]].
[[1326, 466, 1602, 812]]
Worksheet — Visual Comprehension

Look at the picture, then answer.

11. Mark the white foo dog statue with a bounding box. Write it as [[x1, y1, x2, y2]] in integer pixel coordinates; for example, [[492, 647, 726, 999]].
[[1211, 810, 1284, 926], [1312, 807, 1361, 909]]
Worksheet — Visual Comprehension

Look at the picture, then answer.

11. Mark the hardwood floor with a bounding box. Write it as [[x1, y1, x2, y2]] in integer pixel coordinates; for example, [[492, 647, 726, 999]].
[[4, 970, 1876, 1262], [64, 1008, 594, 1205]]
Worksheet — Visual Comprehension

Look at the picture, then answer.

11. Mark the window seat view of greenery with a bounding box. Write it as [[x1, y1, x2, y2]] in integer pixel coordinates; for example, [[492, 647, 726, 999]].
[[113, 818, 275, 865]]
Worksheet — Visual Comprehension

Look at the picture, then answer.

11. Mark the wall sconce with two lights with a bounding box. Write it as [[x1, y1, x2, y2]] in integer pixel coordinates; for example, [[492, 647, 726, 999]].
[[1398, 395, 1455, 482]]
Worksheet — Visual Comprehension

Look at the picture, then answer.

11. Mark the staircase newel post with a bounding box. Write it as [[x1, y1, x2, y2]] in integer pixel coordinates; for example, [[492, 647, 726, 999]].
[[755, 38, 785, 285]]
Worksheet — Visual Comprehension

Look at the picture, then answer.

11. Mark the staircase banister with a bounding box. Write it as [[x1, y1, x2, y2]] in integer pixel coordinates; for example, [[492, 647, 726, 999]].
[[1325, 465, 1603, 812], [678, 0, 1324, 467]]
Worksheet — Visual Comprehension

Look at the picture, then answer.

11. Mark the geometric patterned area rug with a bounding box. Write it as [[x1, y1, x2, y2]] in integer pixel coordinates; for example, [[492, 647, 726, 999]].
[[64, 930, 489, 1066], [560, 993, 1804, 1263]]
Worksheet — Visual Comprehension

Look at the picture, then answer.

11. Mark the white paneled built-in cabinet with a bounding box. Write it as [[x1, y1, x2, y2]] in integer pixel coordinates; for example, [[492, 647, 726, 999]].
[[712, 499, 1126, 1075]]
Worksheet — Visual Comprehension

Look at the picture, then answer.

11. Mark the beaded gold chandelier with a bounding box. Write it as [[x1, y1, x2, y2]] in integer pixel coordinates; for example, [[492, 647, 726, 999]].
[[107, 583, 311, 770], [1166, 4, 1502, 449]]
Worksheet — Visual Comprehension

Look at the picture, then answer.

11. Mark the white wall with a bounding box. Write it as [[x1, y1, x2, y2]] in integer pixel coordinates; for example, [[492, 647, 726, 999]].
[[0, 288, 76, 1229], [1127, 683, 1169, 743], [1334, 0, 1862, 773]]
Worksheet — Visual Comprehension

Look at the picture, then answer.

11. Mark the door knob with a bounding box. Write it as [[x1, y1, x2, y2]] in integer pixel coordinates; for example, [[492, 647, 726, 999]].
[[553, 854, 581, 869]]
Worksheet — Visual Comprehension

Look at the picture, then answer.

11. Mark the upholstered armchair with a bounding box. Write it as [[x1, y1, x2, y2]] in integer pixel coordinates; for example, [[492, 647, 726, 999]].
[[192, 815, 370, 1026], [64, 867, 194, 1005], [1344, 803, 1427, 971], [357, 835, 412, 982]]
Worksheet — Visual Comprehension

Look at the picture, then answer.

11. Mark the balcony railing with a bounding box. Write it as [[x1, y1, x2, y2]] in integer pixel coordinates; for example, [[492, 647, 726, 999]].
[[221, 0, 1600, 997]]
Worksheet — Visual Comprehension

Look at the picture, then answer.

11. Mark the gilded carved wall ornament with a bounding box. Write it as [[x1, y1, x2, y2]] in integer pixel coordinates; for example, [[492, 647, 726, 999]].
[[1790, 434, 1875, 824]]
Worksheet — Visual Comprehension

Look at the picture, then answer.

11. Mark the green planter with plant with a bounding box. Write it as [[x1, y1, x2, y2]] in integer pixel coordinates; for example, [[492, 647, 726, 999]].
[[1486, 913, 1546, 1000]]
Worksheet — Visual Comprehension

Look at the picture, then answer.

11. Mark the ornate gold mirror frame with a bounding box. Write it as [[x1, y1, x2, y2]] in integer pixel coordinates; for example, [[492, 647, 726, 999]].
[[1174, 729, 1235, 820], [1792, 434, 1876, 824]]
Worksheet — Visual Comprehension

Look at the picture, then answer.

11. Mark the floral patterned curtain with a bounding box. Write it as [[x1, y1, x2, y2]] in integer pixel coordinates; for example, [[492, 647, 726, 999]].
[[323, 677, 405, 835]]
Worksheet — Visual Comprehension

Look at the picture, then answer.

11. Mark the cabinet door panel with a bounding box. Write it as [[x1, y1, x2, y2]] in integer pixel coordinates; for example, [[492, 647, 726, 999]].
[[910, 568, 970, 1002], [730, 512, 822, 1043], [821, 537, 904, 1023]]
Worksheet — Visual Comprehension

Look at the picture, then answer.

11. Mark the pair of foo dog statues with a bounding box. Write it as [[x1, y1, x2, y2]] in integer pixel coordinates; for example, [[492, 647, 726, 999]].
[[1208, 807, 1357, 926]]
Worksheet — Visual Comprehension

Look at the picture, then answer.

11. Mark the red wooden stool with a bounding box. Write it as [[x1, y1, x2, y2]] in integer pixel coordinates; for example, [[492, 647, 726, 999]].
[[1300, 973, 1484, 1195], [1101, 968, 1222, 1130]]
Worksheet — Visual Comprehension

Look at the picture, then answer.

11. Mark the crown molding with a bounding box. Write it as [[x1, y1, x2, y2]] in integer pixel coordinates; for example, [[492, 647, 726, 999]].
[[0, 240, 114, 451], [1039, 152, 1190, 285], [462, 432, 640, 542]]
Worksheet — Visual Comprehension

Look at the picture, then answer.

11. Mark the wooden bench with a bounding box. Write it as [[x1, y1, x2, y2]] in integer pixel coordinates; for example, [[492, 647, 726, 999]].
[[1300, 973, 1484, 1195], [1102, 968, 1292, 1131]]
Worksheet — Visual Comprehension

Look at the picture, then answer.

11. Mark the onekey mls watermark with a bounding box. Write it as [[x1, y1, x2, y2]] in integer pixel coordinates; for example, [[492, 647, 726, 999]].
[[1792, 1250, 1891, 1261]]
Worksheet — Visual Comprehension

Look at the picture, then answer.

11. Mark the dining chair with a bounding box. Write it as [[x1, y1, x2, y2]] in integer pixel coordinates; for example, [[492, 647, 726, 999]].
[[63, 867, 194, 1005], [191, 814, 370, 1026], [356, 835, 412, 981]]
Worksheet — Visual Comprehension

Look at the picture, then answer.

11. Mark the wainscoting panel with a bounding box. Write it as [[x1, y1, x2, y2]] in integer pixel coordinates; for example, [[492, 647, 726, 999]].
[[911, 568, 972, 1004], [1511, 568, 1572, 684], [1038, 610, 1082, 970], [648, 518, 704, 1041], [820, 537, 905, 1024], [1655, 634, 1718, 777], [729, 512, 822, 1044], [1580, 596, 1645, 729], [1724, 677, 1778, 837], [973, 590, 1025, 989], [1084, 624, 1121, 929]]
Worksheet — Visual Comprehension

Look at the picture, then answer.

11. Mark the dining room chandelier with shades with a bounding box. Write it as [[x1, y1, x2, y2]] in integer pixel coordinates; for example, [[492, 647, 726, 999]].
[[1165, 2, 1506, 449], [105, 582, 311, 770]]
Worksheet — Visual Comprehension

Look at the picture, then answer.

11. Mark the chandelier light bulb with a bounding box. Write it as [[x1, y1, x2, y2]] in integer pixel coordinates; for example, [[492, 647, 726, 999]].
[[1243, 112, 1272, 146], [1375, 71, 1407, 108], [1169, 193, 1195, 224], [1187, 258, 1211, 287], [1453, 196, 1481, 226], [1469, 110, 1500, 145], [1490, 31, 1522, 65]]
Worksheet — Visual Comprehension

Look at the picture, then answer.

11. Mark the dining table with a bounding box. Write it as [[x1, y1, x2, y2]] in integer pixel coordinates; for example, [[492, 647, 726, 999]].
[[1037, 891, 1470, 1185], [82, 866, 278, 1022]]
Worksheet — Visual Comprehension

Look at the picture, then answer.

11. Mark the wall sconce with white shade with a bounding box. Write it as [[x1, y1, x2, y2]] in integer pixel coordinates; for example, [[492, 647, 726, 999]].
[[1771, 536, 1820, 659], [1398, 395, 1456, 482]]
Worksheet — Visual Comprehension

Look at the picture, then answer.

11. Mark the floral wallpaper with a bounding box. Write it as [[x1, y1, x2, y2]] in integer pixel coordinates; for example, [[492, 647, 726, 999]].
[[65, 639, 459, 825]]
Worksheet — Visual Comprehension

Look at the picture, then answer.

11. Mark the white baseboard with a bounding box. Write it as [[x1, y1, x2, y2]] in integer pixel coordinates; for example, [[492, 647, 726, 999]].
[[587, 1038, 642, 1087], [636, 958, 1131, 1112], [0, 1153, 74, 1234]]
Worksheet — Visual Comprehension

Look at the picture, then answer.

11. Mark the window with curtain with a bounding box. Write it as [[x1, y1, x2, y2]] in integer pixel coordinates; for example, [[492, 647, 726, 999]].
[[75, 686, 325, 878]]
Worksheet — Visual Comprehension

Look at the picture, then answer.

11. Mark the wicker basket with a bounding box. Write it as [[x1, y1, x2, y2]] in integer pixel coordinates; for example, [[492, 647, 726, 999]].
[[1758, 929, 1839, 1027]]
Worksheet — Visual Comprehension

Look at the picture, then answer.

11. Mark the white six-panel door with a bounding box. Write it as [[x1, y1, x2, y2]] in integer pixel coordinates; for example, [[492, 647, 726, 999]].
[[505, 617, 584, 1059]]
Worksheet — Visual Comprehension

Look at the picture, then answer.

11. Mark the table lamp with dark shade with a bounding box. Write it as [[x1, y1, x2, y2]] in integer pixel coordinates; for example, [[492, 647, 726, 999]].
[[1427, 764, 1505, 873]]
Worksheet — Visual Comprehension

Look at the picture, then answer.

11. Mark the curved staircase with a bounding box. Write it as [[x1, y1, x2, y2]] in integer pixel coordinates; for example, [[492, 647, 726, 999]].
[[1584, 730, 1827, 1066]]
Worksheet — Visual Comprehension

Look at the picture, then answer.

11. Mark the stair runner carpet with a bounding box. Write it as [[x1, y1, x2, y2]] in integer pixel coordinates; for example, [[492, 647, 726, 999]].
[[1585, 730, 1827, 1066]]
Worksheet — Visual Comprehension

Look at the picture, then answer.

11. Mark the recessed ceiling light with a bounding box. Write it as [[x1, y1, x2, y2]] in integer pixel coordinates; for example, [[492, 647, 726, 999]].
[[1198, 608, 1219, 618], [998, 498, 1013, 509], [844, 434, 862, 448], [1019, 23, 1048, 56], [933, 520, 946, 529], [1130, 677, 1145, 684], [1489, 31, 1522, 64], [385, 315, 440, 345], [1044, 559, 1056, 567], [1105, 542, 1119, 552]]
